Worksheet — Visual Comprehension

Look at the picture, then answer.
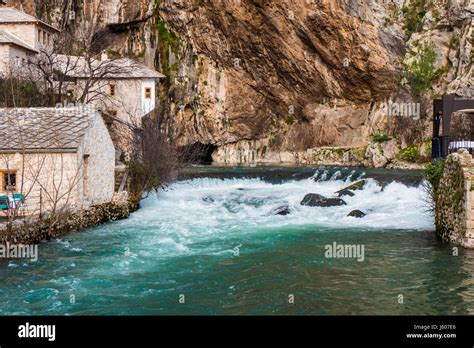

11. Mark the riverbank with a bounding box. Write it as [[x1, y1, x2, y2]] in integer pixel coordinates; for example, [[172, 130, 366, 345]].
[[0, 192, 131, 245]]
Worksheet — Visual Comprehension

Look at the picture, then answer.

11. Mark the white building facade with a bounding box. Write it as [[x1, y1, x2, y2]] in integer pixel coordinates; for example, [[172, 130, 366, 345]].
[[0, 6, 58, 75]]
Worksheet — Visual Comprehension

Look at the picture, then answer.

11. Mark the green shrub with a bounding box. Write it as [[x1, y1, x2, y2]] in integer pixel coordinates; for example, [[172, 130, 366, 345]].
[[402, 0, 429, 39], [285, 116, 295, 126], [423, 159, 445, 190], [423, 139, 432, 157], [106, 49, 121, 59], [403, 42, 444, 95], [151, 18, 180, 78], [372, 132, 392, 143], [398, 146, 421, 162]]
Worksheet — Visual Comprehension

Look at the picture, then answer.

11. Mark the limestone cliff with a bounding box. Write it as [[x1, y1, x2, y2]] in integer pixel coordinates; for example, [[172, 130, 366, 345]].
[[8, 0, 474, 166]]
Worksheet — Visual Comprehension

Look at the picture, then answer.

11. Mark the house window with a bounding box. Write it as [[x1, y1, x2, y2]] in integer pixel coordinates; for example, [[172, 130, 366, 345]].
[[104, 109, 117, 126], [83, 155, 90, 199], [109, 84, 116, 96], [1, 171, 17, 192], [38, 29, 41, 42], [67, 89, 74, 98], [144, 87, 152, 99]]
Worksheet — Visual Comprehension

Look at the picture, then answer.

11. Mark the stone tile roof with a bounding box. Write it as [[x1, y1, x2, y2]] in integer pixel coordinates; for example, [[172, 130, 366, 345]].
[[0, 7, 59, 32], [55, 55, 165, 79], [0, 7, 39, 23], [110, 58, 166, 79], [0, 28, 38, 52], [0, 107, 96, 152]]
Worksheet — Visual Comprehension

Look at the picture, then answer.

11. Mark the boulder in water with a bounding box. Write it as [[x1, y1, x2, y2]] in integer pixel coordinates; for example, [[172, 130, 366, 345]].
[[336, 189, 355, 197], [335, 180, 366, 197], [300, 194, 346, 207], [202, 196, 215, 203], [348, 210, 366, 218], [270, 205, 292, 216]]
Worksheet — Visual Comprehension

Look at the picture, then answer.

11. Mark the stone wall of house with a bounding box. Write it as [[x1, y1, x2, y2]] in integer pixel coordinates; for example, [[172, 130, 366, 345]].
[[0, 44, 33, 76], [0, 23, 37, 49], [0, 151, 81, 215], [435, 149, 474, 248], [0, 45, 11, 74], [78, 112, 116, 209], [71, 78, 144, 159], [73, 79, 144, 122], [0, 192, 130, 245], [0, 112, 115, 214]]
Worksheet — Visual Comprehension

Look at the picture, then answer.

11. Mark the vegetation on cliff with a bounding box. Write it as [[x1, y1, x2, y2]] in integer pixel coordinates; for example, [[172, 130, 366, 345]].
[[403, 42, 444, 96]]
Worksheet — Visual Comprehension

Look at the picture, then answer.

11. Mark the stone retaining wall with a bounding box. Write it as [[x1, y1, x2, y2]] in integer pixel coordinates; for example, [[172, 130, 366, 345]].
[[435, 149, 474, 248], [0, 192, 131, 245]]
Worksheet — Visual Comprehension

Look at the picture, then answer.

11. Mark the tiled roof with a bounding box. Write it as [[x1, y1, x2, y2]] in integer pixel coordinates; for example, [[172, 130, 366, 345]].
[[110, 58, 166, 79], [55, 55, 165, 79], [0, 7, 59, 32], [0, 28, 38, 52], [0, 107, 96, 152], [0, 7, 38, 23]]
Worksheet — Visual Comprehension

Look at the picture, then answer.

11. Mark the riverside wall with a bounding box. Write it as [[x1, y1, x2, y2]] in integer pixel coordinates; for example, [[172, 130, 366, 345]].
[[0, 192, 131, 245], [436, 149, 474, 249]]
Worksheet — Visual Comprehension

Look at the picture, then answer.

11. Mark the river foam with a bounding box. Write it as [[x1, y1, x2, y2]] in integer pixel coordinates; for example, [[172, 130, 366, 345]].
[[130, 172, 434, 253]]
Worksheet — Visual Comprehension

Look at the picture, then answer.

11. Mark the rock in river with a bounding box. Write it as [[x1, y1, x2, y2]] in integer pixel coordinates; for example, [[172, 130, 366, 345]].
[[335, 180, 367, 197], [300, 194, 346, 207], [270, 205, 292, 216], [348, 210, 366, 218], [336, 189, 355, 197]]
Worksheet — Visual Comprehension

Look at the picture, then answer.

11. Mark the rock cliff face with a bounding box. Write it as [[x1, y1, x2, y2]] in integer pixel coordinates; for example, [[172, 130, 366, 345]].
[[7, 0, 474, 166]]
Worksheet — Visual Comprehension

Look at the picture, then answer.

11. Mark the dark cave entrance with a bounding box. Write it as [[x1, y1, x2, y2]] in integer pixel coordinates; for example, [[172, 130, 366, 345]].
[[180, 142, 217, 165]]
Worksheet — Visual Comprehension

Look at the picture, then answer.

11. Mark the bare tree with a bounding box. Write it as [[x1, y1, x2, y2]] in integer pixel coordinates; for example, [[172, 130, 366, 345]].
[[110, 107, 208, 208]]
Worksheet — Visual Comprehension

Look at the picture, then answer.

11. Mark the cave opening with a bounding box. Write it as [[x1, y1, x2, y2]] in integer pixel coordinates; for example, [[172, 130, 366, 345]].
[[180, 142, 217, 165]]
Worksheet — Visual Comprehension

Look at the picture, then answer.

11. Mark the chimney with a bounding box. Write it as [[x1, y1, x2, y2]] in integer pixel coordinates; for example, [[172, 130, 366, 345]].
[[101, 51, 108, 62]]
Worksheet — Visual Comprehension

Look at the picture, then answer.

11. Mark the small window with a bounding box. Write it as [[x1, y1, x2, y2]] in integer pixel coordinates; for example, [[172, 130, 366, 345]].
[[67, 89, 74, 98], [83, 155, 90, 198], [2, 171, 17, 191], [144, 87, 152, 99], [109, 84, 116, 96], [105, 109, 117, 125], [37, 29, 41, 42]]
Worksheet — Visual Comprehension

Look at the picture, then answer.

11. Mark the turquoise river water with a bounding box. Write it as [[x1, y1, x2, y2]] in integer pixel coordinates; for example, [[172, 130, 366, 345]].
[[0, 166, 473, 315]]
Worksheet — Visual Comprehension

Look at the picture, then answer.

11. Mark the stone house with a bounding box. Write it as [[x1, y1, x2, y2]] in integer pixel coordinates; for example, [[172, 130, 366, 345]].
[[0, 6, 58, 75], [55, 54, 165, 158], [0, 107, 115, 216], [57, 54, 165, 123]]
